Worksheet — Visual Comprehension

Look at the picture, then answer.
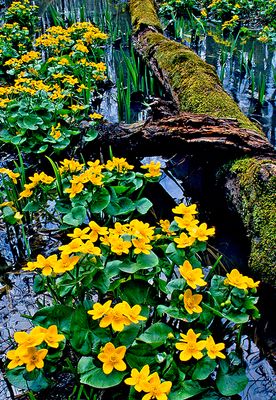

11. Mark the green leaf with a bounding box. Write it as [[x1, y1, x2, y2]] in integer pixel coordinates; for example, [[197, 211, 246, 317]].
[[83, 128, 98, 141], [125, 344, 157, 369], [90, 188, 110, 213], [117, 324, 141, 347], [70, 306, 93, 355], [170, 380, 206, 400], [137, 251, 159, 268], [216, 366, 248, 396], [32, 305, 73, 334], [63, 206, 86, 226], [78, 357, 126, 388], [157, 305, 185, 319], [17, 115, 44, 130], [106, 197, 135, 216], [33, 275, 46, 294], [105, 260, 122, 279], [23, 201, 41, 212], [118, 279, 157, 305], [138, 322, 173, 347], [6, 368, 49, 392], [135, 198, 153, 214], [166, 278, 185, 294], [192, 357, 217, 380], [210, 275, 229, 304]]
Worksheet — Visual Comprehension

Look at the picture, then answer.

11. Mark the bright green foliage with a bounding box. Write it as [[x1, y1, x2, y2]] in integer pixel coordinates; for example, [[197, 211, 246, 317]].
[[3, 157, 260, 399], [0, 0, 107, 154]]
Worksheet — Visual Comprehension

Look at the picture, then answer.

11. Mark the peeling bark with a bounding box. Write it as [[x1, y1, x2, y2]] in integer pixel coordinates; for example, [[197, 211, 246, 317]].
[[96, 113, 274, 158]]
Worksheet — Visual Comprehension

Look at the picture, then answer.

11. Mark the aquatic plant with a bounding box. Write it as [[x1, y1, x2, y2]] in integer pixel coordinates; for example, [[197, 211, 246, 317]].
[[0, 1, 108, 154], [3, 156, 260, 399]]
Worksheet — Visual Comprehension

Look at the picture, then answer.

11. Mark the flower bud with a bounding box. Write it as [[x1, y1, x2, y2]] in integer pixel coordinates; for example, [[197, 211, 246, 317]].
[[179, 294, 184, 301]]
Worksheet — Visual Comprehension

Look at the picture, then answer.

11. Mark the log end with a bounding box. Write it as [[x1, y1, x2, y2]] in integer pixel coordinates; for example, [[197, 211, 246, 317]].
[[225, 157, 276, 287]]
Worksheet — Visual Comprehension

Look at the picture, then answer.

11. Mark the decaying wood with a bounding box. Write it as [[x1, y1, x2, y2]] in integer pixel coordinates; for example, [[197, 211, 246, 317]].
[[96, 113, 274, 158]]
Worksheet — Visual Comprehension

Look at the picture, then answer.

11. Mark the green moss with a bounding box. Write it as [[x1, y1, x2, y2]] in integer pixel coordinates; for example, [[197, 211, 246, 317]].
[[130, 0, 162, 33], [142, 32, 261, 132], [230, 158, 276, 286]]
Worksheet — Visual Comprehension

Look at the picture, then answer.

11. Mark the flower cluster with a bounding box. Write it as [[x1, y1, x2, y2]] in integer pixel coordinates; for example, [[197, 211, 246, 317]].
[[88, 300, 146, 331], [176, 328, 225, 361], [7, 325, 64, 372], [125, 365, 172, 400]]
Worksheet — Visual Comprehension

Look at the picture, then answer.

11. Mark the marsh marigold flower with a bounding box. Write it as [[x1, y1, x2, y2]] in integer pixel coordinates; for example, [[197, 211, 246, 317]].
[[183, 289, 203, 314], [179, 260, 207, 289], [125, 364, 150, 392], [188, 222, 215, 241], [14, 327, 45, 349], [98, 342, 126, 374], [100, 303, 131, 331], [88, 300, 112, 320], [141, 161, 162, 178], [21, 347, 48, 372], [224, 269, 248, 290], [174, 232, 195, 248], [141, 372, 172, 400], [176, 329, 206, 361], [172, 203, 197, 216], [205, 336, 226, 359], [6, 348, 25, 369], [35, 325, 65, 348]]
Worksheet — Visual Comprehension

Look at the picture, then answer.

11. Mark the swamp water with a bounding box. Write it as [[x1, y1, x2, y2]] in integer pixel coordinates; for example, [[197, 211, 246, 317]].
[[0, 0, 275, 398]]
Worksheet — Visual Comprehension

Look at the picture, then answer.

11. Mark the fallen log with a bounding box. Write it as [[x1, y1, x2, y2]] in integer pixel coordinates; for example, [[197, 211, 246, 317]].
[[124, 0, 276, 286], [96, 113, 274, 158]]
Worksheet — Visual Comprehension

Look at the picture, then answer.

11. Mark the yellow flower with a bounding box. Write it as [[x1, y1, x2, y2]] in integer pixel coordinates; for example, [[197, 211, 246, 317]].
[[172, 203, 197, 216], [58, 238, 84, 255], [183, 289, 203, 314], [89, 112, 103, 119], [55, 253, 80, 274], [243, 276, 260, 289], [159, 219, 175, 236], [105, 157, 134, 173], [129, 219, 155, 241], [174, 214, 199, 230], [0, 167, 20, 183], [125, 364, 150, 392], [188, 222, 215, 241], [132, 238, 152, 254], [89, 221, 109, 241], [122, 301, 147, 324], [179, 260, 207, 289], [87, 300, 112, 320], [224, 269, 248, 290], [205, 336, 226, 359], [67, 227, 90, 240], [175, 329, 205, 361], [6, 348, 25, 369], [109, 236, 132, 256], [14, 327, 45, 349], [141, 372, 172, 400], [79, 241, 101, 256], [23, 254, 58, 276], [39, 325, 65, 348], [174, 232, 195, 248], [100, 303, 131, 331], [65, 182, 84, 198], [141, 161, 162, 178], [98, 342, 126, 374], [21, 347, 48, 372]]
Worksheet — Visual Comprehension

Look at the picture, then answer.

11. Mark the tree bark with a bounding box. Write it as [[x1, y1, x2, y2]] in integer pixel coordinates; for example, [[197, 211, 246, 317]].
[[96, 113, 274, 158]]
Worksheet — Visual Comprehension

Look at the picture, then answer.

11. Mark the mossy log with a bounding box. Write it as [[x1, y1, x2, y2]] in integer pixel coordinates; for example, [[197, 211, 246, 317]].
[[127, 0, 276, 285]]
